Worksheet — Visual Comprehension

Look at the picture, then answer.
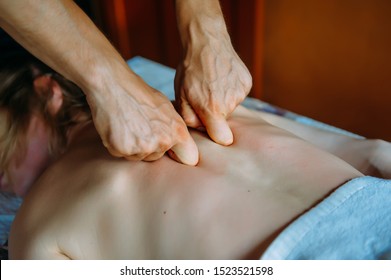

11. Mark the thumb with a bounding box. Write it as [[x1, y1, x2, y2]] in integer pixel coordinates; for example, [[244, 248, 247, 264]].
[[169, 135, 199, 166], [202, 114, 233, 146]]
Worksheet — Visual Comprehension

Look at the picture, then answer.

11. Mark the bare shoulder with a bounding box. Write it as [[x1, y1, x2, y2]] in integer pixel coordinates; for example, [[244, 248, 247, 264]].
[[8, 147, 137, 259]]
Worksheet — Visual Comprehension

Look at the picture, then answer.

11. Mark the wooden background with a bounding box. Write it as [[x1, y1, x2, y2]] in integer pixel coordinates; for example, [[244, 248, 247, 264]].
[[84, 0, 390, 141]]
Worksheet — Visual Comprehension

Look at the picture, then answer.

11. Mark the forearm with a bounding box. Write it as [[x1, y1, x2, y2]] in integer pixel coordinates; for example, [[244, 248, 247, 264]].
[[0, 0, 132, 94], [175, 0, 230, 51]]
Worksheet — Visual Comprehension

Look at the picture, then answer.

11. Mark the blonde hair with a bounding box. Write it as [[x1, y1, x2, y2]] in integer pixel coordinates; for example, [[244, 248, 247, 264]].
[[0, 51, 91, 174]]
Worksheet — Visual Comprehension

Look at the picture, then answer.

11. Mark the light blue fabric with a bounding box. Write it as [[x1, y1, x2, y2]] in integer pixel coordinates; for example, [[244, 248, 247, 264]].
[[261, 176, 391, 260], [127, 56, 176, 100], [0, 192, 22, 245]]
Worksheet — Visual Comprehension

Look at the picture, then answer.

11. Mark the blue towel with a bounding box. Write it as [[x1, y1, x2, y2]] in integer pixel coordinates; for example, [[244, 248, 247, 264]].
[[261, 176, 391, 259]]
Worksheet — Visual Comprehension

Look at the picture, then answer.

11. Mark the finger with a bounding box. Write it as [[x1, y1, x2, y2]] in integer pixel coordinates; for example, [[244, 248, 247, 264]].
[[124, 153, 147, 161], [169, 136, 199, 166], [178, 100, 203, 129], [105, 145, 124, 158], [143, 151, 166, 162], [202, 114, 233, 146], [105, 142, 147, 161]]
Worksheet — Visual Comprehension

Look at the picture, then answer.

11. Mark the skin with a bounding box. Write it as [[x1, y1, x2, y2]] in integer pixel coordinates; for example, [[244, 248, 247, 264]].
[[257, 113, 391, 179], [8, 102, 364, 259], [0, 113, 52, 196], [0, 0, 251, 165], [175, 0, 252, 145], [4, 75, 390, 259]]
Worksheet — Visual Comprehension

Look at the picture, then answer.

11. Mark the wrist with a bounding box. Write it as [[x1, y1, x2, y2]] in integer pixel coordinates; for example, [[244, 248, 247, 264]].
[[78, 54, 139, 99], [187, 17, 228, 42], [176, 0, 230, 49]]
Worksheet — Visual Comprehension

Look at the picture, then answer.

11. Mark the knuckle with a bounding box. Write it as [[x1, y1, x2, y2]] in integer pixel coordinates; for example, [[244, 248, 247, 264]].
[[109, 137, 136, 157], [136, 141, 156, 156], [202, 96, 220, 114], [243, 73, 253, 91], [182, 114, 199, 127], [125, 154, 145, 161], [144, 152, 165, 162], [106, 146, 122, 158], [173, 122, 189, 141], [226, 100, 237, 114], [157, 135, 173, 153]]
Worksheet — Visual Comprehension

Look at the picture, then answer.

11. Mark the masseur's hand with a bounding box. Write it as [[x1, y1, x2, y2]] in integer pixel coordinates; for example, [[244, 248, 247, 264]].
[[86, 66, 199, 165], [175, 0, 252, 145], [0, 0, 198, 165], [175, 37, 252, 145]]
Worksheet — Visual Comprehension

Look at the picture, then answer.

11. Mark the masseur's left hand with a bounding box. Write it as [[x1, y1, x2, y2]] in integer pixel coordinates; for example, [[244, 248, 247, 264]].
[[174, 0, 252, 146]]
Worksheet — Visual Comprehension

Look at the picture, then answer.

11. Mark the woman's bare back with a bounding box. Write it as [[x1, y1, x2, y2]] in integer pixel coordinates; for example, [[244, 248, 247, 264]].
[[9, 106, 362, 259]]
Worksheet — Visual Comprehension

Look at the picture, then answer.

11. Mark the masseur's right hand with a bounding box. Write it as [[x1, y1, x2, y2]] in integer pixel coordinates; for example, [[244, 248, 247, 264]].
[[85, 65, 199, 166]]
